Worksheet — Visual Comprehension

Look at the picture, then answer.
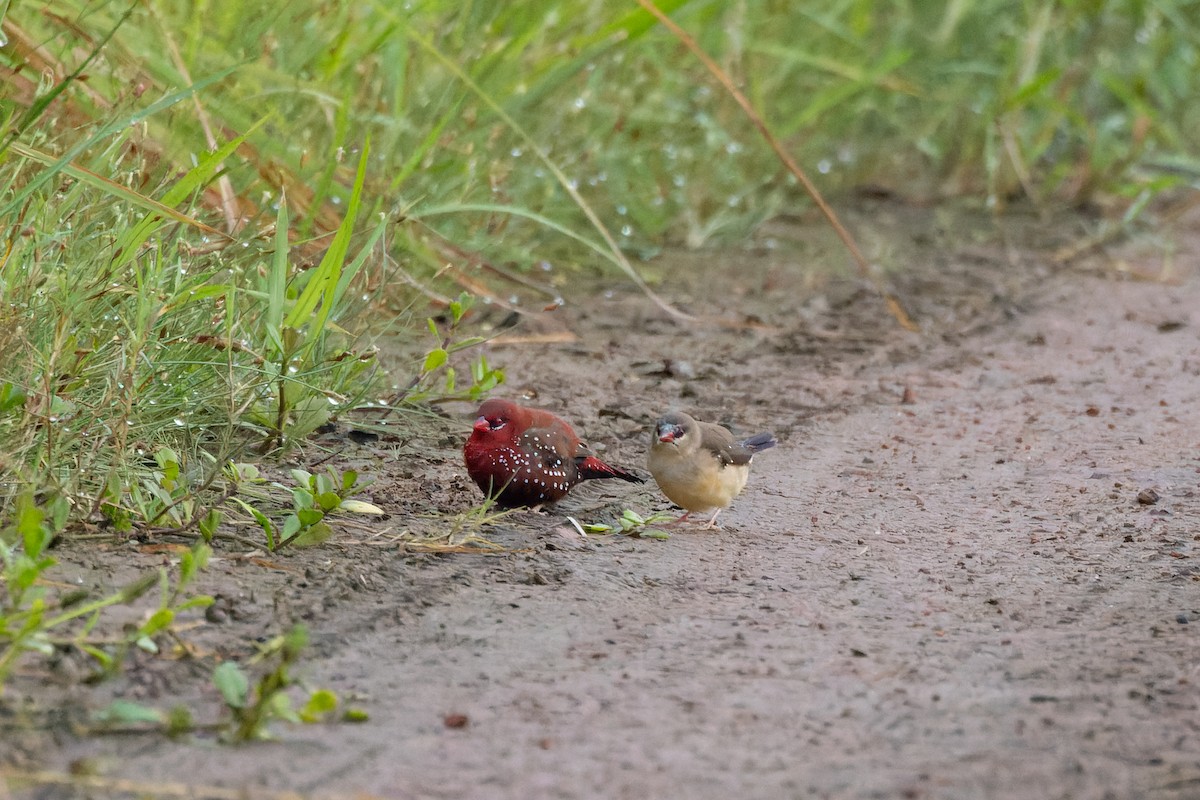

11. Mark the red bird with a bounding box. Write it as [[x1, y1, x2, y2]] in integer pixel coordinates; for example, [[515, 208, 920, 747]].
[[463, 398, 643, 507]]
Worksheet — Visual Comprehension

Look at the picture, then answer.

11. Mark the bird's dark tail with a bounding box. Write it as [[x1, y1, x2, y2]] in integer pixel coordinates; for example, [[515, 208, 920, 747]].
[[739, 432, 777, 454], [576, 455, 644, 484]]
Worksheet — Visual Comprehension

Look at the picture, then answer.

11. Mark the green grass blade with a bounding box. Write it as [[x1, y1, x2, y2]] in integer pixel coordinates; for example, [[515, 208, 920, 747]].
[[265, 192, 290, 356], [284, 140, 368, 335]]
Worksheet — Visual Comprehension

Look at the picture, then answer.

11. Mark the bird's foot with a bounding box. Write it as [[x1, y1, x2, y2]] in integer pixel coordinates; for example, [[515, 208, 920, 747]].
[[660, 511, 691, 528]]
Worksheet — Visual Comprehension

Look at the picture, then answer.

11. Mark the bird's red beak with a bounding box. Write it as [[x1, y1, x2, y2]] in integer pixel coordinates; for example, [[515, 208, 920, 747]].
[[473, 415, 491, 432], [658, 430, 676, 443]]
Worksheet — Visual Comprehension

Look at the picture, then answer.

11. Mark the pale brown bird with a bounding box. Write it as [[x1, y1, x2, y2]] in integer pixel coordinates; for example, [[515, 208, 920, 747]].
[[647, 411, 776, 528]]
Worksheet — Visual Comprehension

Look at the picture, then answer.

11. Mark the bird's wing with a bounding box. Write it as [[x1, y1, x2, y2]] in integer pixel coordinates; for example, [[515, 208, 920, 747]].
[[521, 426, 573, 471], [697, 423, 750, 467]]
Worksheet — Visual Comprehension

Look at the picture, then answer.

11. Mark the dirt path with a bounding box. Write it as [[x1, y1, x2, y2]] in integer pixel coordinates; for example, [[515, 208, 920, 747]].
[[4, 209, 1199, 799]]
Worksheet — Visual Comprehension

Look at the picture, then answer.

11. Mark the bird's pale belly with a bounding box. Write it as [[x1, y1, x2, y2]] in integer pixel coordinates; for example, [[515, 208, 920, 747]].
[[647, 450, 749, 512]]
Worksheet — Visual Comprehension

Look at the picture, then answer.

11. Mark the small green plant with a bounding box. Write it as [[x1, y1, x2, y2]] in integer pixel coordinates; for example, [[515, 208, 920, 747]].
[[0, 493, 214, 690], [212, 625, 339, 742], [579, 508, 674, 540], [228, 463, 380, 552], [392, 292, 505, 407], [92, 624, 357, 740]]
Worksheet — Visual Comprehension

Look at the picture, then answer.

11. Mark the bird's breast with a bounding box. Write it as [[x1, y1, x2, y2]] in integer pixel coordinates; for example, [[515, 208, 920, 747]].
[[648, 446, 749, 512]]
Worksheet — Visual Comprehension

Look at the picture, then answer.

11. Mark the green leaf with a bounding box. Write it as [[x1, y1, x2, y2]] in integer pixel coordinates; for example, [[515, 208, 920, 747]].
[[229, 463, 261, 482], [231, 498, 276, 549], [342, 707, 370, 723], [296, 507, 325, 527], [447, 336, 487, 352], [281, 514, 302, 542], [93, 700, 166, 726], [166, 705, 194, 736], [140, 608, 175, 637], [422, 347, 448, 373], [198, 509, 221, 543], [47, 494, 70, 534], [300, 689, 338, 722], [290, 521, 333, 548], [191, 542, 212, 572], [314, 472, 336, 496], [79, 643, 112, 667], [315, 492, 342, 512], [17, 495, 48, 558], [213, 662, 250, 709], [175, 595, 215, 612], [287, 396, 333, 439], [338, 499, 385, 515], [0, 382, 27, 413], [266, 195, 291, 348], [154, 448, 180, 469], [178, 549, 196, 585], [292, 487, 314, 510], [268, 691, 301, 725], [638, 529, 671, 540], [281, 326, 305, 357], [155, 448, 180, 490]]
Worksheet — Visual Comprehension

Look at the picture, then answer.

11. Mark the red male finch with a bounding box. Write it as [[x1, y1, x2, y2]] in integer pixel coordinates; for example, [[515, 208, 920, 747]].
[[463, 398, 643, 508]]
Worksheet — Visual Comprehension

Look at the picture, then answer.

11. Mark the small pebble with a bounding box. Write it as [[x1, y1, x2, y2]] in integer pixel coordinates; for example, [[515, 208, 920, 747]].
[[1177, 614, 1189, 625], [1137, 488, 1160, 505]]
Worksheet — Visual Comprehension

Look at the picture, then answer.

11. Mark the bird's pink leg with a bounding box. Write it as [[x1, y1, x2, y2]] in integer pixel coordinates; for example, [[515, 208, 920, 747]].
[[702, 509, 723, 529], [658, 511, 691, 528]]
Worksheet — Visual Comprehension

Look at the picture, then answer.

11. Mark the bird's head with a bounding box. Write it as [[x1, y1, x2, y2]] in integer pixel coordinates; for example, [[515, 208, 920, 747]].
[[653, 412, 695, 447], [471, 398, 525, 440]]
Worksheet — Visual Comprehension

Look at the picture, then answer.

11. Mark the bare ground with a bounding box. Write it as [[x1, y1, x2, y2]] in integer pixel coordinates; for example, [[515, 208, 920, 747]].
[[3, 203, 1199, 799]]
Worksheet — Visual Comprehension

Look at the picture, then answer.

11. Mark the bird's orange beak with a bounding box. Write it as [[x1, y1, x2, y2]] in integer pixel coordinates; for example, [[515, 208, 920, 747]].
[[473, 415, 491, 432]]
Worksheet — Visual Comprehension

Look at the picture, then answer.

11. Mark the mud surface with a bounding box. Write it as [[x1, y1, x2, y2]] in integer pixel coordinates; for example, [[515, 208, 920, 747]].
[[3, 204, 1199, 799]]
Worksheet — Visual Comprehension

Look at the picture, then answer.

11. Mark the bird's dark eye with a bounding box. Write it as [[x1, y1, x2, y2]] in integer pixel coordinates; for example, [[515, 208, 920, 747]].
[[490, 418, 507, 430]]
